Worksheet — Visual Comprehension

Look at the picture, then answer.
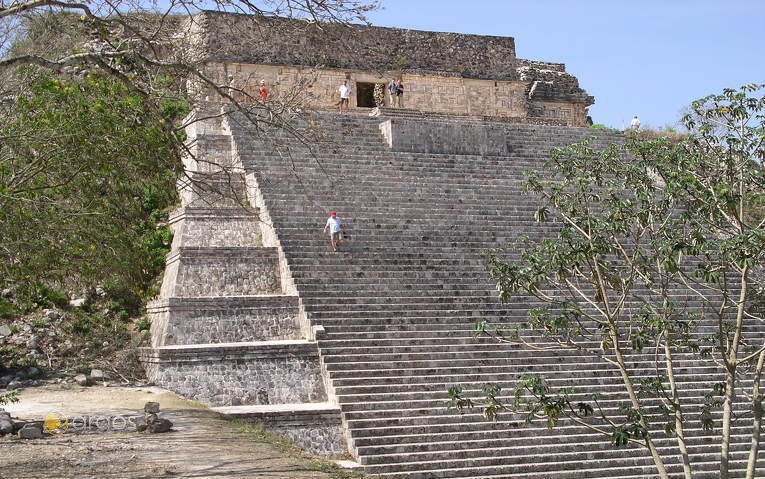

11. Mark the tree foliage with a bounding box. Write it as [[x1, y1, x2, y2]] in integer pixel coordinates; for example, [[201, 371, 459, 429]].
[[0, 70, 182, 302], [0, 0, 379, 301], [453, 84, 765, 479]]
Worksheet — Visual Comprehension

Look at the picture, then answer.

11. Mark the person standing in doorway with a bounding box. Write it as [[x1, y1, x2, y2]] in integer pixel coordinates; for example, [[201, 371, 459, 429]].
[[323, 211, 342, 252], [338, 80, 351, 113], [394, 78, 404, 108]]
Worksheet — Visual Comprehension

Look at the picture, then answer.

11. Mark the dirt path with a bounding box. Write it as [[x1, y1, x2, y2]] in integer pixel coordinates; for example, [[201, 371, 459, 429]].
[[0, 385, 361, 479]]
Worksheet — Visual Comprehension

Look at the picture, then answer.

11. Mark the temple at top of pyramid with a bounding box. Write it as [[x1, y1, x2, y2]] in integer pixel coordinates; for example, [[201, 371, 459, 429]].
[[183, 11, 594, 126]]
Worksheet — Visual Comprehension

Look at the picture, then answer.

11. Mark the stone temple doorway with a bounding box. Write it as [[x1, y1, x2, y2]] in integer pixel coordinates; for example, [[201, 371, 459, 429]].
[[356, 82, 379, 108]]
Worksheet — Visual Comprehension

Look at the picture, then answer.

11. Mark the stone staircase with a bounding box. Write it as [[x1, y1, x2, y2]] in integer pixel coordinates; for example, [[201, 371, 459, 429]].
[[141, 105, 345, 456], [220, 109, 764, 478]]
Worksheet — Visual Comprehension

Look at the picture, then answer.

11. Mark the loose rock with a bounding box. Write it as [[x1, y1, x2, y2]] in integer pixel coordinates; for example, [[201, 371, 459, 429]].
[[90, 369, 106, 382], [69, 297, 86, 308], [18, 423, 43, 439], [0, 411, 14, 435], [148, 418, 172, 433], [0, 323, 11, 337], [136, 401, 172, 433], [74, 374, 90, 386]]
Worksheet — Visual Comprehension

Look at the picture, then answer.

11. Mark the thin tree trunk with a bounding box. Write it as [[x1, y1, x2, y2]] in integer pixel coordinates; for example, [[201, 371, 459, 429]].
[[721, 264, 750, 478], [665, 341, 693, 479], [745, 349, 765, 479], [610, 327, 670, 479]]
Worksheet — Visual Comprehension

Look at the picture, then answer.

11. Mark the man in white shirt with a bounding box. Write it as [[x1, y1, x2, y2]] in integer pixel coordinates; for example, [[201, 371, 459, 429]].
[[630, 115, 641, 130], [338, 81, 351, 113], [323, 210, 342, 251]]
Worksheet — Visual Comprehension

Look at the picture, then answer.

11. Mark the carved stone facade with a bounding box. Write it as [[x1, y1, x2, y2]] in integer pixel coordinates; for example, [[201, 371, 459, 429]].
[[182, 11, 594, 126]]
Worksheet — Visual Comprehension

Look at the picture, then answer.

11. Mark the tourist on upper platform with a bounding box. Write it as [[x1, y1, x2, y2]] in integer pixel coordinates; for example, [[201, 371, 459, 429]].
[[388, 79, 398, 106], [370, 83, 385, 117], [259, 80, 268, 102], [394, 79, 404, 108], [323, 211, 343, 252], [630, 115, 641, 130], [227, 74, 237, 100], [338, 80, 351, 113]]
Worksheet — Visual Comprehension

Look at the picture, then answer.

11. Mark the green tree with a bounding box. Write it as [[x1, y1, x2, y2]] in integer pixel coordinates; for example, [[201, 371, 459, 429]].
[[455, 84, 765, 479], [0, 0, 378, 299], [0, 70, 182, 301]]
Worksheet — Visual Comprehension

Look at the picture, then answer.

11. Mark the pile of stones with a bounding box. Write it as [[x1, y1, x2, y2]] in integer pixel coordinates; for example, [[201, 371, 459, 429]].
[[0, 401, 173, 440], [135, 401, 173, 433], [0, 408, 43, 439]]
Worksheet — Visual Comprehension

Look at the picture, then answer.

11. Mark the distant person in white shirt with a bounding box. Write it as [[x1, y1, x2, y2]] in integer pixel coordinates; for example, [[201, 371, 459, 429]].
[[630, 115, 641, 130], [338, 81, 351, 113], [323, 210, 342, 252]]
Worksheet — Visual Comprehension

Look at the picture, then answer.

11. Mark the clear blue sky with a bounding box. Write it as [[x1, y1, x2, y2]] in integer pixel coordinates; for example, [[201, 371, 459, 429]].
[[366, 0, 765, 129]]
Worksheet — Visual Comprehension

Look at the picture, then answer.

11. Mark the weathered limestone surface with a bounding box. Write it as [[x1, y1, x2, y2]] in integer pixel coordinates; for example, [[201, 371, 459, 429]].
[[379, 118, 605, 156], [181, 12, 593, 125], [143, 107, 342, 456], [141, 342, 325, 407], [169, 209, 262, 249], [380, 118, 509, 156], [211, 405, 347, 456], [149, 296, 301, 346], [160, 247, 281, 297], [193, 12, 518, 80], [276, 425, 346, 457]]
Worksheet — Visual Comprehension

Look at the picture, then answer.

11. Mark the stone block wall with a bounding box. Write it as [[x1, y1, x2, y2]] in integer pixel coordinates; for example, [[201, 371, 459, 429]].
[[201, 60, 590, 125], [380, 119, 509, 156], [276, 424, 346, 457], [177, 175, 248, 209], [169, 210, 262, 249], [141, 342, 326, 407], [160, 247, 281, 297], [191, 12, 518, 80], [380, 118, 612, 156], [528, 99, 589, 126], [203, 62, 533, 119], [178, 12, 594, 125], [185, 135, 235, 171], [149, 296, 301, 346]]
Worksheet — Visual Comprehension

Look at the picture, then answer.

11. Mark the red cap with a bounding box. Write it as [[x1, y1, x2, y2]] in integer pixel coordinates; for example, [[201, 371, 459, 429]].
[[330, 211, 337, 216]]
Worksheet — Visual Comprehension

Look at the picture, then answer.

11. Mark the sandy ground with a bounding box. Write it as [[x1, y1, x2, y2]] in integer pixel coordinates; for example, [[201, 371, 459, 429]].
[[0, 385, 360, 479]]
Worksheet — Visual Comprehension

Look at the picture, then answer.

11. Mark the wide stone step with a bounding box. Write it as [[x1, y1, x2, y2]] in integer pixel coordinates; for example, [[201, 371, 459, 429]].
[[212, 402, 341, 422], [320, 347, 718, 365], [360, 438, 751, 467], [355, 427, 753, 454], [363, 456, 746, 479], [339, 389, 737, 417], [334, 374, 723, 398], [328, 367, 725, 389]]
